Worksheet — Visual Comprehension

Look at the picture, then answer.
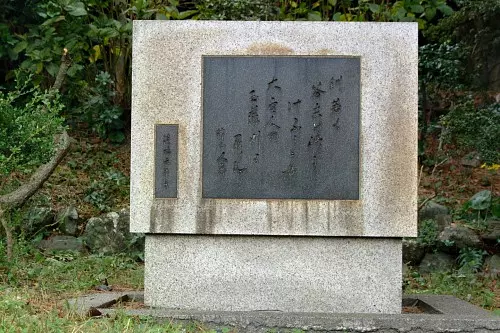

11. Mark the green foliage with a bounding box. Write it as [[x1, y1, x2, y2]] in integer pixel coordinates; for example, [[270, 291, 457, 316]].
[[9, 1, 131, 137], [193, 0, 454, 26], [425, 0, 500, 89], [457, 190, 500, 230], [13, 1, 89, 85], [0, 82, 65, 181], [469, 190, 492, 211], [0, 23, 18, 62], [440, 100, 500, 164], [78, 72, 125, 142], [419, 42, 468, 92], [327, 0, 452, 27], [417, 219, 439, 246], [195, 0, 278, 20], [84, 167, 129, 212], [5, 0, 201, 141], [0, 0, 40, 84], [457, 247, 487, 274]]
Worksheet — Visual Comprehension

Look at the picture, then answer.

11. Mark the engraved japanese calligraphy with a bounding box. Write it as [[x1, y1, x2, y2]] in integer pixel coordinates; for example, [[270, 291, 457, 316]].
[[155, 125, 178, 198], [202, 56, 360, 199]]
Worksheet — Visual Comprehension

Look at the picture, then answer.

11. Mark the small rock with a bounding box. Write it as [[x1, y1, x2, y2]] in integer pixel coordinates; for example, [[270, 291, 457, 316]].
[[56, 206, 79, 236], [402, 263, 410, 276], [419, 252, 456, 274], [480, 176, 491, 187], [95, 285, 113, 292], [483, 255, 500, 277], [402, 239, 427, 265], [419, 201, 448, 221], [39, 235, 84, 252], [480, 219, 500, 242], [87, 307, 102, 317], [460, 152, 481, 168], [438, 224, 482, 252]]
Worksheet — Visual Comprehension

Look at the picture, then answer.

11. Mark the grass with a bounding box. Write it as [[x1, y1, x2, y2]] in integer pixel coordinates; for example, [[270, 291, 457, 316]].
[[404, 269, 500, 310], [0, 238, 499, 331], [0, 240, 217, 332], [0, 295, 210, 332]]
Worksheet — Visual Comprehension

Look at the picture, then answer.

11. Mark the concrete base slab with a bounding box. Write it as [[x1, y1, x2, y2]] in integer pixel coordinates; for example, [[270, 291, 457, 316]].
[[67, 292, 500, 332], [145, 235, 402, 314]]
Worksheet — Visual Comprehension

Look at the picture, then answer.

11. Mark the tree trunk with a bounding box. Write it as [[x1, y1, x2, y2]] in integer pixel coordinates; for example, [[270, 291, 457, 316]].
[[0, 207, 12, 261], [114, 51, 127, 109]]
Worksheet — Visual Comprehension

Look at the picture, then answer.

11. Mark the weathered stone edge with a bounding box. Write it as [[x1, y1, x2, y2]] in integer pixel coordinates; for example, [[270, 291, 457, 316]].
[[66, 292, 500, 332]]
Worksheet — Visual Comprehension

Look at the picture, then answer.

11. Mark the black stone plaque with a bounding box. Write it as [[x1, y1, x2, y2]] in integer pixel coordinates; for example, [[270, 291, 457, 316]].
[[155, 124, 178, 198], [202, 56, 360, 200]]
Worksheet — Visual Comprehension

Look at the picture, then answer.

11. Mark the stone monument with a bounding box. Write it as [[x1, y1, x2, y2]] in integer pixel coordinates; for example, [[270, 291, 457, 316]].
[[131, 21, 418, 314]]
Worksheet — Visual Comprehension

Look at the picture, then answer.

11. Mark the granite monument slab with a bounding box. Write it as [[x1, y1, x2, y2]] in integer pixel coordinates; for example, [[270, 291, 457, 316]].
[[131, 21, 418, 314]]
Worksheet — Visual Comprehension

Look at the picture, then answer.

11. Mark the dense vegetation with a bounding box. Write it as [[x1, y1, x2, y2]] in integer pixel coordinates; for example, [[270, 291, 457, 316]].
[[0, 0, 499, 327]]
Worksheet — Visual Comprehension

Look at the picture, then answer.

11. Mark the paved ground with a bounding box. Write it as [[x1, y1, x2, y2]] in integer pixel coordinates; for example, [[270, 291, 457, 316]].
[[67, 292, 500, 332]]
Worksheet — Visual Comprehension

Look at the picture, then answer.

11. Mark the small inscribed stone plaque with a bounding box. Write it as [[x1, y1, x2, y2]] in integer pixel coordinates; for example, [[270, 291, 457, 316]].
[[155, 124, 178, 198], [202, 56, 360, 200]]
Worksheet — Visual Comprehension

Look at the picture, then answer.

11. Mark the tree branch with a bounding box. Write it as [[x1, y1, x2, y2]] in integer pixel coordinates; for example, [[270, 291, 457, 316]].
[[53, 48, 70, 92], [0, 48, 72, 209], [0, 131, 70, 208]]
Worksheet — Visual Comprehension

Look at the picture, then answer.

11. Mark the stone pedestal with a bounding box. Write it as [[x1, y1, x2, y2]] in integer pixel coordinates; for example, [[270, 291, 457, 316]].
[[145, 236, 402, 313]]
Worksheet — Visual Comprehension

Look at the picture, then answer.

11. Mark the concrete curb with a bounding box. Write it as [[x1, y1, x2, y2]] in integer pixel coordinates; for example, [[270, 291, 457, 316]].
[[66, 292, 500, 332]]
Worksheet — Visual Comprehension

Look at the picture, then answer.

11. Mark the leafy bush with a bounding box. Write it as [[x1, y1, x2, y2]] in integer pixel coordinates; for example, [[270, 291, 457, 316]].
[[193, 0, 454, 24], [440, 100, 500, 164], [78, 72, 125, 143], [0, 82, 65, 183], [425, 0, 500, 89], [417, 219, 439, 246], [196, 0, 278, 20], [419, 42, 468, 92], [84, 167, 129, 212], [458, 247, 487, 274], [457, 190, 500, 229], [10, 0, 135, 137]]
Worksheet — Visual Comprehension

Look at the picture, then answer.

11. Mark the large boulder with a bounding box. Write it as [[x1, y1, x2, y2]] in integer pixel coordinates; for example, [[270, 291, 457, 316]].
[[435, 214, 452, 234], [480, 219, 500, 242], [402, 239, 426, 266], [56, 206, 79, 236], [419, 252, 456, 274], [483, 255, 500, 278], [418, 201, 448, 222], [22, 206, 55, 236], [438, 224, 482, 252], [82, 208, 144, 255], [460, 152, 481, 168]]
